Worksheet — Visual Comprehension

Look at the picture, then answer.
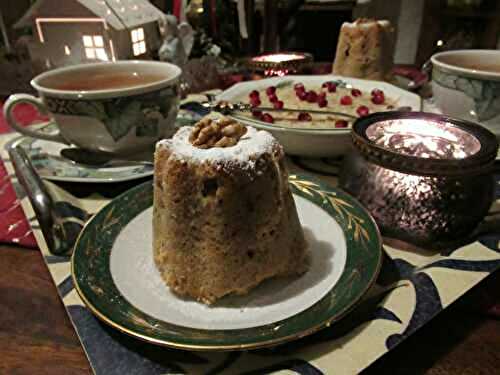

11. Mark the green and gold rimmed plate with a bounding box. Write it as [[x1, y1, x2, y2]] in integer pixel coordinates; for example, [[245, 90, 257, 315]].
[[72, 174, 383, 351]]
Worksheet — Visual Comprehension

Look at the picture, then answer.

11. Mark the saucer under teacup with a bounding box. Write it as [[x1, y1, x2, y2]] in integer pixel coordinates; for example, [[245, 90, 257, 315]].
[[5, 107, 200, 183], [6, 128, 152, 183]]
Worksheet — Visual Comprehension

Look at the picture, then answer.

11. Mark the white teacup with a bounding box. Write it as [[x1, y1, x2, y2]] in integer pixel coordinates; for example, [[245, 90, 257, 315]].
[[4, 60, 181, 155], [431, 50, 500, 135]]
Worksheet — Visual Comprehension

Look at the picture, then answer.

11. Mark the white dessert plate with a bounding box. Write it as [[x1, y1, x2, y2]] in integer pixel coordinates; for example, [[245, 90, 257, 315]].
[[72, 174, 383, 351], [217, 75, 422, 158]]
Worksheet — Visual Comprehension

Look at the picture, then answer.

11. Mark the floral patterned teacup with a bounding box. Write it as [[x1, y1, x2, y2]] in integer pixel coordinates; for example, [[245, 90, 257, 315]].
[[431, 50, 500, 134], [4, 60, 181, 155]]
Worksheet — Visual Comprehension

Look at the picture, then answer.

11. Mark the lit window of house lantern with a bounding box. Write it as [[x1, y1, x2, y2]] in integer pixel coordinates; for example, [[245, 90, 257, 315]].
[[83, 35, 108, 61], [131, 27, 146, 56], [14, 0, 165, 72]]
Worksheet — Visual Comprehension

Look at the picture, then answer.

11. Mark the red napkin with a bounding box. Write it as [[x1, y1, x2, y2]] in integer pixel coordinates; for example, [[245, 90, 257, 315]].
[[0, 102, 47, 248]]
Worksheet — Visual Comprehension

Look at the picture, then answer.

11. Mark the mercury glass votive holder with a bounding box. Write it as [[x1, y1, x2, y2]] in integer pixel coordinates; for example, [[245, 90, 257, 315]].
[[339, 112, 499, 248]]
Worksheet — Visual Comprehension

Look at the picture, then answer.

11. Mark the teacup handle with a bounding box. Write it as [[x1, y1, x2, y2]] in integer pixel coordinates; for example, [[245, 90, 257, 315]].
[[3, 94, 69, 144]]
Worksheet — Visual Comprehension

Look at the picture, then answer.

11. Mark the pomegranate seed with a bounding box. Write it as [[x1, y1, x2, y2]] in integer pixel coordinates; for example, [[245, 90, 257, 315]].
[[335, 120, 348, 128], [356, 105, 370, 117], [298, 112, 312, 121], [252, 110, 262, 118], [322, 82, 337, 93], [306, 91, 318, 103], [297, 90, 308, 101], [371, 94, 385, 105], [273, 100, 284, 109], [351, 88, 362, 97], [249, 90, 259, 99], [371, 89, 384, 97], [318, 99, 328, 108], [250, 98, 261, 107], [261, 113, 274, 123], [340, 95, 352, 105], [317, 92, 326, 101], [266, 86, 276, 96], [294, 83, 305, 92], [269, 94, 278, 103]]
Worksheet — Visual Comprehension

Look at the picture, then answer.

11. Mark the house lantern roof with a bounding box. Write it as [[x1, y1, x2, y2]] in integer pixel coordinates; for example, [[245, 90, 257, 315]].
[[15, 0, 164, 30]]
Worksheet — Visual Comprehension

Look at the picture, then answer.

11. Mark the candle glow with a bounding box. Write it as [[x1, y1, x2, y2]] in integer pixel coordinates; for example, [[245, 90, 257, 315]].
[[264, 68, 289, 77], [249, 52, 311, 77], [341, 112, 498, 247], [252, 53, 306, 63], [366, 119, 481, 160]]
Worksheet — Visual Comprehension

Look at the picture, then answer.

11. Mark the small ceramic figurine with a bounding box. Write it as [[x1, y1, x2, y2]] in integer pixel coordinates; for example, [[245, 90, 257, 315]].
[[158, 15, 194, 68]]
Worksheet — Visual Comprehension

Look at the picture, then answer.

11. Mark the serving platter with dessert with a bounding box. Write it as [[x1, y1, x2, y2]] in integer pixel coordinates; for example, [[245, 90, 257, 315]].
[[217, 75, 421, 157], [72, 115, 382, 351]]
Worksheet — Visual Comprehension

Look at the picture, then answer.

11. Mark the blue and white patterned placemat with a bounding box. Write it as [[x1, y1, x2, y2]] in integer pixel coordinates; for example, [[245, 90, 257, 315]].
[[2, 102, 500, 374]]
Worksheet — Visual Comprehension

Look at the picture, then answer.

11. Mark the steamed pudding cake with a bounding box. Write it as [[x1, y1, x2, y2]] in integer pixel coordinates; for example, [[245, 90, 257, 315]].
[[333, 18, 395, 81], [153, 115, 308, 304]]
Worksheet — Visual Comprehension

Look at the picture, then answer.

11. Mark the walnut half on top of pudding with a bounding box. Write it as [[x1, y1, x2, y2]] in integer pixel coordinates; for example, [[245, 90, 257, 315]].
[[153, 114, 309, 305]]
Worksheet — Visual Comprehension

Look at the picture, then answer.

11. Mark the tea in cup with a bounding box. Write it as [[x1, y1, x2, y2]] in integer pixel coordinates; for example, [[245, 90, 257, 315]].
[[4, 60, 181, 155]]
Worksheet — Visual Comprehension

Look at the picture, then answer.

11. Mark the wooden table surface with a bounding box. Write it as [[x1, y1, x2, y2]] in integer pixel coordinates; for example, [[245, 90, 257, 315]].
[[1, 244, 499, 375]]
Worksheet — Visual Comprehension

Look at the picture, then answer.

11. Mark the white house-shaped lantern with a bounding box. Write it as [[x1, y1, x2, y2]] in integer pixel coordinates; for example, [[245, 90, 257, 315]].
[[15, 0, 165, 71]]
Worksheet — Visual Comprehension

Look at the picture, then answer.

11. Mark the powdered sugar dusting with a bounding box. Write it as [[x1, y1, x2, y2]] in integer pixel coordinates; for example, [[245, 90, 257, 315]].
[[110, 203, 347, 330], [344, 19, 391, 29], [157, 125, 279, 170]]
